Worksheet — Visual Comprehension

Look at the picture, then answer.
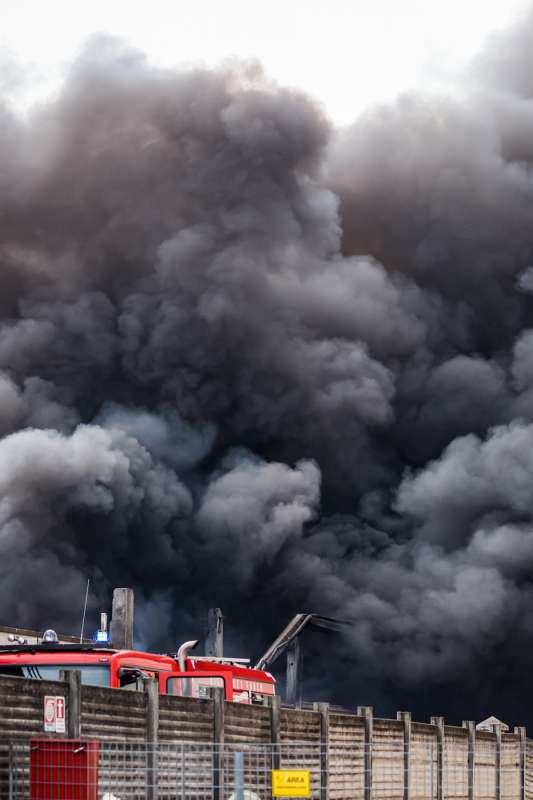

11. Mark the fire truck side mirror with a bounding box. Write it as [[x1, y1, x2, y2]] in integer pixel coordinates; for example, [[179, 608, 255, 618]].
[[118, 667, 147, 691]]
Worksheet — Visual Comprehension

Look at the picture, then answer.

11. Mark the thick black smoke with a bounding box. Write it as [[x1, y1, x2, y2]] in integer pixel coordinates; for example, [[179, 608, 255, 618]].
[[4, 14, 533, 725]]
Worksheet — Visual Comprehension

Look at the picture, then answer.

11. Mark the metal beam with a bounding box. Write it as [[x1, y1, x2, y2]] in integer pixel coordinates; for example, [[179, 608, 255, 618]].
[[285, 637, 303, 707], [255, 613, 349, 671]]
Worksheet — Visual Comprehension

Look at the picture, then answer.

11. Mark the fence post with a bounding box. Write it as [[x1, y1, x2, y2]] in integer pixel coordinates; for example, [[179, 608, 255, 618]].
[[59, 669, 81, 738], [463, 720, 476, 800], [515, 726, 526, 800], [358, 706, 373, 800], [430, 716, 445, 800], [494, 723, 502, 800], [271, 695, 281, 770], [234, 751, 245, 800], [213, 687, 225, 800], [8, 741, 13, 800], [145, 677, 159, 800], [397, 711, 411, 800], [314, 703, 329, 800]]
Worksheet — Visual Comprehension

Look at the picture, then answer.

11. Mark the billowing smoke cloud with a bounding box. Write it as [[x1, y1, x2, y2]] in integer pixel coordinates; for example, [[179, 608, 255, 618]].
[[4, 13, 533, 724]]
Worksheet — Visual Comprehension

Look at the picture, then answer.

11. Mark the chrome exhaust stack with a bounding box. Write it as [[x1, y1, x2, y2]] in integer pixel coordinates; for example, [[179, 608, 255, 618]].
[[177, 639, 199, 671]]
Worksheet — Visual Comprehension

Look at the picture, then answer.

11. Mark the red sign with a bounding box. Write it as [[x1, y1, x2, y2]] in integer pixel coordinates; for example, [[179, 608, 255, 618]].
[[44, 696, 66, 733]]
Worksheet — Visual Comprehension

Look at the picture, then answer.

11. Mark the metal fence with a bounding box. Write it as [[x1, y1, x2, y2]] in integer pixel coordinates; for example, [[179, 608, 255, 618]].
[[4, 739, 525, 800]]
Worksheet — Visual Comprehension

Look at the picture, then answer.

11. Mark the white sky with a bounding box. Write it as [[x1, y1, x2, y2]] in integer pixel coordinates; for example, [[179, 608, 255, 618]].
[[1, 0, 531, 125]]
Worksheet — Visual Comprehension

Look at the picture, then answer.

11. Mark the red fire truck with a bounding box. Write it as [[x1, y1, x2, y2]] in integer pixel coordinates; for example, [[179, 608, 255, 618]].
[[0, 612, 343, 705], [0, 637, 276, 705]]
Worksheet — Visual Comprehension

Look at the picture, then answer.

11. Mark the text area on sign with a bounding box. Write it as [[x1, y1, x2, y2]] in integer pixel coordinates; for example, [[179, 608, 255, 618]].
[[43, 696, 66, 733], [272, 769, 311, 798]]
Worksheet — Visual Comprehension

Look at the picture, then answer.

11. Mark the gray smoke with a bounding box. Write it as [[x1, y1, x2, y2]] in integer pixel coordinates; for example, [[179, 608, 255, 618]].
[[4, 15, 533, 722]]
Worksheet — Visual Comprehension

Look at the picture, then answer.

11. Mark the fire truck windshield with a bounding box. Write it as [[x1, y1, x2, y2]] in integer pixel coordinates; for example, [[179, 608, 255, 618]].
[[0, 664, 110, 686]]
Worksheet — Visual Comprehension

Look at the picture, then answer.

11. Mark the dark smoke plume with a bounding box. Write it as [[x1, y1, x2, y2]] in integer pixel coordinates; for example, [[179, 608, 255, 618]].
[[4, 14, 533, 724]]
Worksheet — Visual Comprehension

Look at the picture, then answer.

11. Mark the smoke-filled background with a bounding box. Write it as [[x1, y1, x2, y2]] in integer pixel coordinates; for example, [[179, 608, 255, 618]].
[[5, 7, 533, 725]]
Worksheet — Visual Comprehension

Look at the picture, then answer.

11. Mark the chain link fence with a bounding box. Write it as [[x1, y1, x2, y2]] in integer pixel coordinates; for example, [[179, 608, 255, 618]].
[[3, 738, 526, 800]]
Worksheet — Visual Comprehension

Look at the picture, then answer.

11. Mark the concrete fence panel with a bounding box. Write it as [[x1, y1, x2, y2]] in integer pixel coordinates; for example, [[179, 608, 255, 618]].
[[158, 694, 214, 741], [411, 722, 438, 800], [372, 718, 405, 800], [328, 712, 365, 800], [475, 732, 497, 800], [501, 734, 521, 800], [0, 673, 530, 800], [81, 684, 146, 740], [444, 726, 469, 800], [225, 702, 272, 745]]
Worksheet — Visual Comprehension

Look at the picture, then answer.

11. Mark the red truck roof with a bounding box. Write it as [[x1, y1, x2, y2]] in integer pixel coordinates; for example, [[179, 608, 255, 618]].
[[0, 645, 175, 669], [190, 658, 275, 684], [0, 644, 276, 694]]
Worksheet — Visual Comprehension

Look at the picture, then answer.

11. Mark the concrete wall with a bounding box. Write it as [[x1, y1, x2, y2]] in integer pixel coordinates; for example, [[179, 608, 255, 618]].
[[0, 674, 527, 800]]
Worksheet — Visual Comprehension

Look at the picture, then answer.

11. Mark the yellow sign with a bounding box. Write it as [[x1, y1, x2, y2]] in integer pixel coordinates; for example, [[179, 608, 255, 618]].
[[272, 770, 311, 798]]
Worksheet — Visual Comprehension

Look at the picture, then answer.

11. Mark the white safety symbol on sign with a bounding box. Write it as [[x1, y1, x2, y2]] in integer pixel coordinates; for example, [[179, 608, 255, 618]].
[[44, 696, 66, 733]]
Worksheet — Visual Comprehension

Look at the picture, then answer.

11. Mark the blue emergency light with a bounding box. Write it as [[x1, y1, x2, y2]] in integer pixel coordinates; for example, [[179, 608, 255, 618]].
[[92, 630, 110, 643]]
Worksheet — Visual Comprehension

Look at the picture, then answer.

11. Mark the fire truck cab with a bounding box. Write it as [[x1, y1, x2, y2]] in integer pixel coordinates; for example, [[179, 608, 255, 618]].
[[0, 639, 276, 705]]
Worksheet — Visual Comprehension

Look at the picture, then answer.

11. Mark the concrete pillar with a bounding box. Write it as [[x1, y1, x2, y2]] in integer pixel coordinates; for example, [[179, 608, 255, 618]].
[[205, 608, 224, 658], [286, 637, 302, 707], [271, 695, 281, 770], [515, 726, 526, 800], [397, 711, 411, 800], [430, 716, 445, 800], [462, 720, 476, 800], [314, 703, 330, 800], [213, 687, 225, 800], [59, 669, 81, 739], [145, 678, 159, 800], [358, 706, 373, 800], [110, 588, 134, 650], [234, 751, 244, 800], [494, 723, 502, 800]]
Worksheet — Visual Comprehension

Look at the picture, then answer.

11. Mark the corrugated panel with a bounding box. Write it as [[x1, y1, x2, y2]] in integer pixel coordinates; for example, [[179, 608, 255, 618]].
[[475, 732, 497, 800], [329, 712, 365, 800], [156, 742, 214, 800], [411, 723, 437, 800], [222, 745, 273, 800], [0, 675, 68, 739], [444, 726, 469, 800], [329, 713, 365, 746], [158, 695, 214, 742], [501, 734, 521, 800], [0, 675, 71, 800], [280, 710, 321, 799], [372, 719, 404, 800], [474, 731, 497, 800], [525, 740, 533, 800], [97, 740, 147, 800], [280, 709, 321, 742], [225, 703, 271, 745], [81, 685, 146, 741]]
